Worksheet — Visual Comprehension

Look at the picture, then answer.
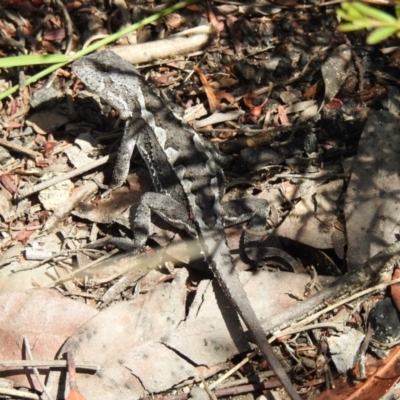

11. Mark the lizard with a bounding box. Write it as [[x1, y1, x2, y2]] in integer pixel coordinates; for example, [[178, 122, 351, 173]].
[[72, 50, 301, 400]]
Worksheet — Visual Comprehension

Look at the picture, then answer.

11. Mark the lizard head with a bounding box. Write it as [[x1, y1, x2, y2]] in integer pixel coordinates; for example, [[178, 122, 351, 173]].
[[72, 50, 142, 120]]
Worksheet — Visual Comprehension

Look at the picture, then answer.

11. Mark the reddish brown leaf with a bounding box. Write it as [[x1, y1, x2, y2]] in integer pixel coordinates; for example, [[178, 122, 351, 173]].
[[38, 210, 51, 224], [42, 141, 57, 157], [215, 91, 235, 104], [247, 97, 267, 123], [391, 268, 400, 311], [0, 174, 17, 194], [67, 389, 87, 400], [186, 4, 202, 11], [67, 352, 87, 400], [216, 76, 237, 88], [224, 65, 239, 79], [7, 120, 23, 129], [326, 98, 344, 110], [0, 289, 98, 391], [250, 106, 263, 120], [303, 82, 318, 100], [277, 105, 289, 125], [193, 66, 220, 113], [243, 93, 258, 108], [43, 28, 66, 41], [14, 220, 40, 244], [346, 345, 400, 400], [66, 0, 83, 11], [41, 40, 58, 54], [206, 1, 224, 34], [34, 134, 46, 146], [6, 0, 41, 12]]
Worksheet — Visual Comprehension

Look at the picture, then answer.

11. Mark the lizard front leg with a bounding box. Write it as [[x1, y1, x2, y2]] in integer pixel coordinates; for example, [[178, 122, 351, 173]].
[[108, 118, 158, 191]]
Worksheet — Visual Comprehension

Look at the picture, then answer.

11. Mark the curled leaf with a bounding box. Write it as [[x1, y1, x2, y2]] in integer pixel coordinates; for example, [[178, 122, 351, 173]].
[[318, 44, 352, 112]]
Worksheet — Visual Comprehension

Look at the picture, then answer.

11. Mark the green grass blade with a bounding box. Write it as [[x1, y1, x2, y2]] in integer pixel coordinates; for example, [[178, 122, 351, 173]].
[[352, 1, 396, 22], [367, 26, 399, 43], [0, 54, 69, 68], [337, 3, 365, 21], [339, 22, 367, 32]]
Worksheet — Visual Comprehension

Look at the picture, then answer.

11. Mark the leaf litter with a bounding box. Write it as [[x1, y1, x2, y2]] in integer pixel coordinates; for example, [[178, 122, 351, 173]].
[[0, 0, 400, 399]]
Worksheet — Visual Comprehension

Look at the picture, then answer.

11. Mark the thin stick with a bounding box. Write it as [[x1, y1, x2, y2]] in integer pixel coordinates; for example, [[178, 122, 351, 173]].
[[17, 154, 115, 199], [0, 359, 98, 371], [23, 337, 54, 400]]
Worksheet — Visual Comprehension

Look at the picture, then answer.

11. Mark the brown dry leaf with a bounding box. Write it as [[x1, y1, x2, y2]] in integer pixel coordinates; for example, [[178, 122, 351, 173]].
[[391, 268, 400, 311], [303, 82, 318, 100], [344, 111, 400, 270], [215, 91, 235, 104], [7, 0, 41, 11], [0, 174, 17, 194], [213, 76, 237, 89], [0, 289, 98, 390], [0, 190, 12, 220], [67, 389, 87, 400], [315, 346, 400, 400], [318, 44, 352, 112], [47, 269, 312, 400], [43, 28, 66, 41], [243, 92, 258, 108], [47, 269, 190, 400], [67, 351, 87, 400], [276, 105, 289, 125], [193, 66, 220, 112], [14, 220, 40, 244], [206, 1, 224, 34], [326, 98, 344, 110]]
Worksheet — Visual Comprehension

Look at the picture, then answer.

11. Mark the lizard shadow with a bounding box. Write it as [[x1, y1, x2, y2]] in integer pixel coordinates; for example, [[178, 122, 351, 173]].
[[212, 280, 258, 357]]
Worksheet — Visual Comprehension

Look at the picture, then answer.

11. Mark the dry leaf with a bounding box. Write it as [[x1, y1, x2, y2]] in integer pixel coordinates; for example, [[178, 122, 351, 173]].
[[193, 66, 220, 112], [47, 269, 313, 399], [0, 289, 98, 390], [318, 44, 352, 112], [344, 111, 400, 270], [391, 268, 400, 311]]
